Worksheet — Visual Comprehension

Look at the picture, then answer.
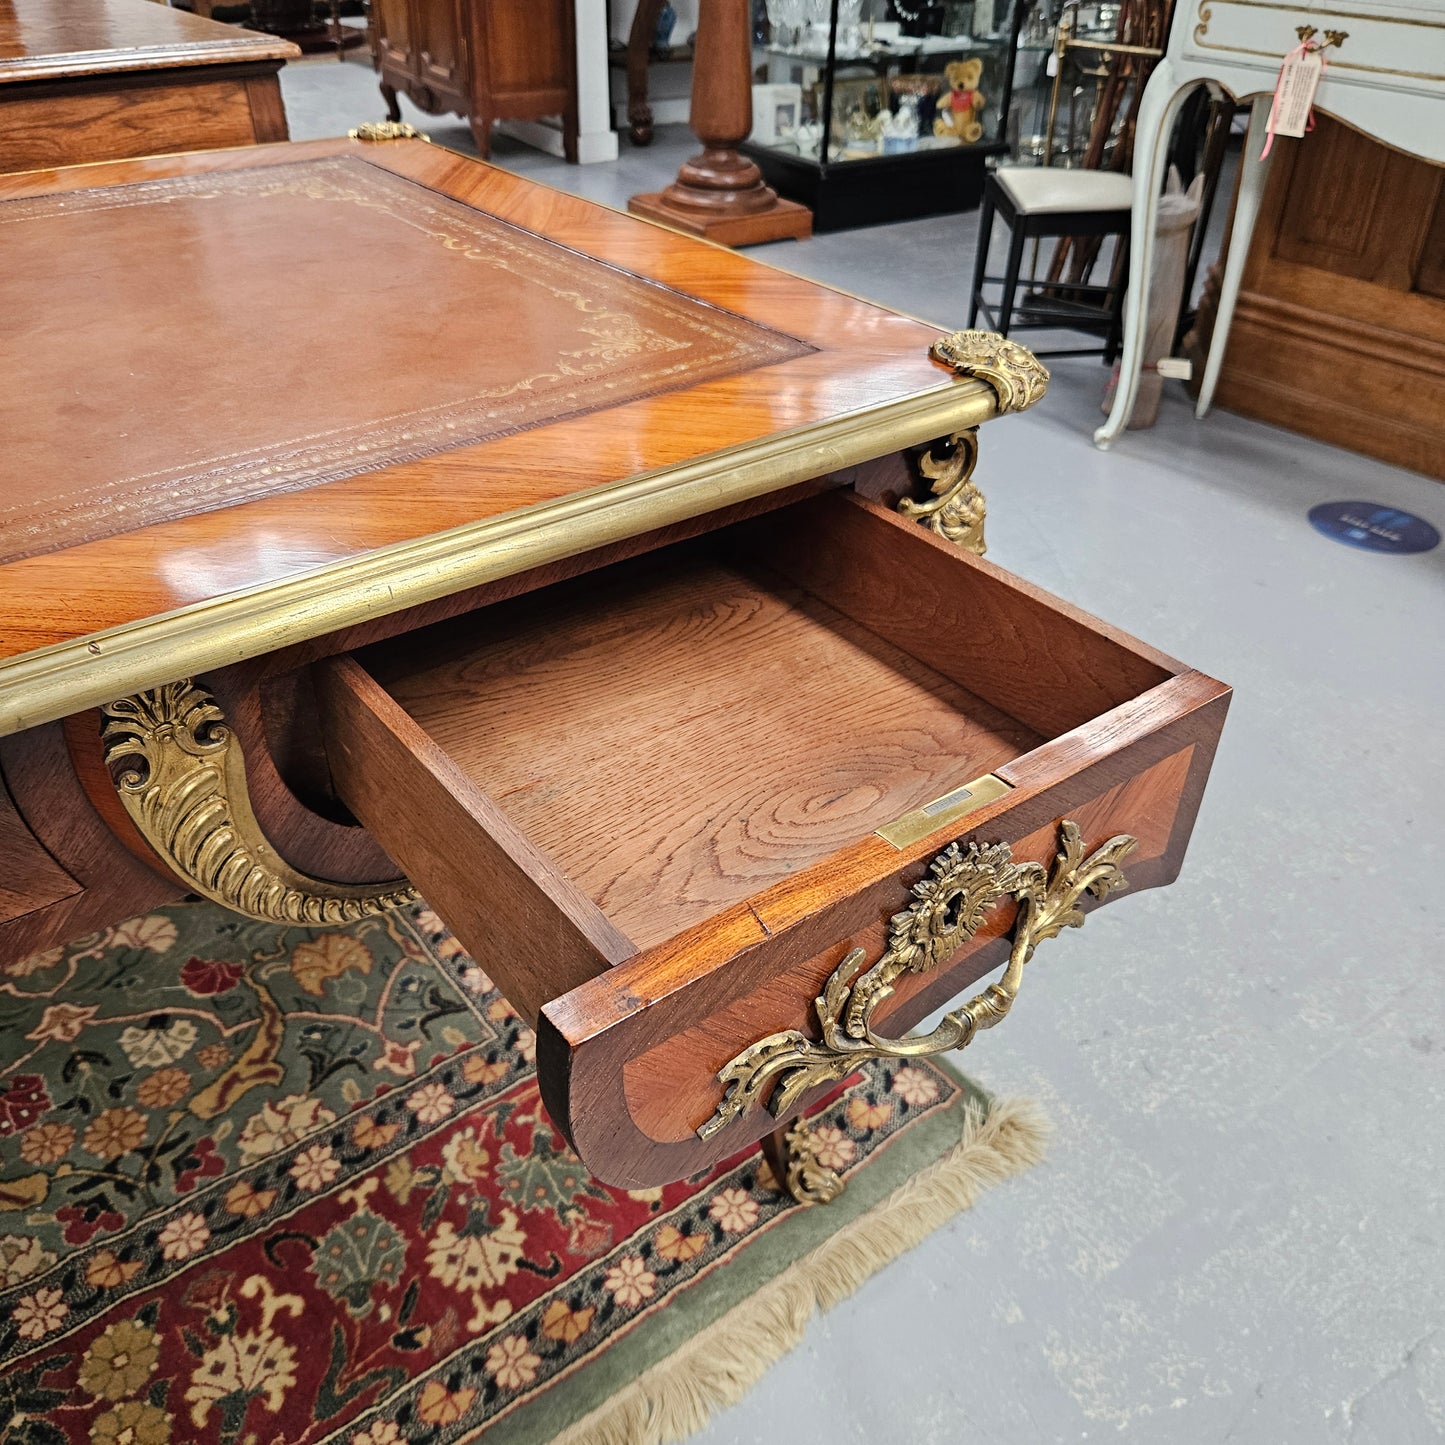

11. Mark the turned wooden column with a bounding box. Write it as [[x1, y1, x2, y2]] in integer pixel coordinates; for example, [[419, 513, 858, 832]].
[[629, 0, 812, 246]]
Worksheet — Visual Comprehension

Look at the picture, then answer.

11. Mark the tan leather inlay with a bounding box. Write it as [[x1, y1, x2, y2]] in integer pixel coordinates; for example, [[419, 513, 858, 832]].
[[0, 157, 810, 563]]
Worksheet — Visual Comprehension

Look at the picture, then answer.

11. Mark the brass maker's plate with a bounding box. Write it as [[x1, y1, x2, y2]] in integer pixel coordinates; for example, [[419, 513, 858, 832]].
[[875, 772, 1012, 849]]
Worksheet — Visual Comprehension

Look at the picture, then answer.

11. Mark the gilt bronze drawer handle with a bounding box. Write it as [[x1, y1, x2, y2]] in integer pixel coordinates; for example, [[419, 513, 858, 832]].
[[696, 822, 1137, 1142], [102, 680, 418, 926]]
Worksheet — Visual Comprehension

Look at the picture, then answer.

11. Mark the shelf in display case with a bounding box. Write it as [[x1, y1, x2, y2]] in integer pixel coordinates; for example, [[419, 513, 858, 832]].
[[744, 0, 1024, 226]]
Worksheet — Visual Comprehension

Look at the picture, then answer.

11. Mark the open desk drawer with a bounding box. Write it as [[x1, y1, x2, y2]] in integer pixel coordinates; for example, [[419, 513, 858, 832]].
[[316, 492, 1229, 1187]]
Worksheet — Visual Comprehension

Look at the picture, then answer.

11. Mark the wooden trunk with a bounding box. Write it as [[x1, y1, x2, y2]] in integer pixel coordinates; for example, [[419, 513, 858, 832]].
[[371, 0, 579, 162], [1190, 116, 1445, 480]]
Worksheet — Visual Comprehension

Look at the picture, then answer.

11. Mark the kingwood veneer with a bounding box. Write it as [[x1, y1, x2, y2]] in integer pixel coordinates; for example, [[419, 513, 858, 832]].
[[0, 138, 1229, 1189]]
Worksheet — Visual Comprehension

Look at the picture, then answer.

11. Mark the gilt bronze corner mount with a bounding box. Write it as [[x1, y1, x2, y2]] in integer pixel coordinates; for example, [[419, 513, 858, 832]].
[[929, 330, 1050, 415], [769, 1118, 847, 1207], [349, 121, 430, 142]]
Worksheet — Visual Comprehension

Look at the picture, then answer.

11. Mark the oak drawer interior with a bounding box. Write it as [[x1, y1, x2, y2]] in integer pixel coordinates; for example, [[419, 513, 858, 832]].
[[316, 490, 1176, 1022]]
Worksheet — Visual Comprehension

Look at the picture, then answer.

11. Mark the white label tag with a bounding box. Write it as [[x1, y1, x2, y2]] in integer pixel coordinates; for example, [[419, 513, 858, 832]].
[[1272, 49, 1323, 137], [1157, 357, 1193, 380], [1045, 51, 1059, 77]]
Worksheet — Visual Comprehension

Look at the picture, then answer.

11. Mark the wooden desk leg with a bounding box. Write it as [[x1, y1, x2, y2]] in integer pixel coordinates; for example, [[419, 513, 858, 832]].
[[1194, 96, 1276, 418], [1094, 60, 1200, 448]]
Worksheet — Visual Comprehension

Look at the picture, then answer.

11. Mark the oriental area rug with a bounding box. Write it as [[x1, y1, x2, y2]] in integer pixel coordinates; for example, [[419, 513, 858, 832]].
[[0, 901, 1046, 1445]]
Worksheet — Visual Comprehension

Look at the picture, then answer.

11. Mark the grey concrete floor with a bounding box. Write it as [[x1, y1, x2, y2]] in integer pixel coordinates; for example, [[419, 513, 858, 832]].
[[285, 55, 1445, 1444]]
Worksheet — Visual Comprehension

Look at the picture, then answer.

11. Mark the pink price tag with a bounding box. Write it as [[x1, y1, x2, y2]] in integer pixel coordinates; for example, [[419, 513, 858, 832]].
[[1261, 44, 1325, 158]]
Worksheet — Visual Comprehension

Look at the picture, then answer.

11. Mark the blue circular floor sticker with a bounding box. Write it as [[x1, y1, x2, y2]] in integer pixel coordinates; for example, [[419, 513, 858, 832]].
[[1308, 502, 1440, 554]]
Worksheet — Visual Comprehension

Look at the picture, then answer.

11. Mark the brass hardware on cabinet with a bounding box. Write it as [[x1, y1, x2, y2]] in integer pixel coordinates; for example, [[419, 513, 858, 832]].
[[696, 821, 1137, 1142]]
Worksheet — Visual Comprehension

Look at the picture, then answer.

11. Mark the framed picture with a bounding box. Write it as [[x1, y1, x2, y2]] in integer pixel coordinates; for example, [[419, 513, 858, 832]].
[[751, 83, 804, 145]]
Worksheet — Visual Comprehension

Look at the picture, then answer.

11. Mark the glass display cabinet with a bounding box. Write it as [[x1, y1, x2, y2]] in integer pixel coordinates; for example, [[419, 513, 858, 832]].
[[745, 0, 1026, 230]]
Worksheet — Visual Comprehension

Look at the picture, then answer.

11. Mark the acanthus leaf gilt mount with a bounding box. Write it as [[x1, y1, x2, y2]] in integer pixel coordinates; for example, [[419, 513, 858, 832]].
[[102, 680, 418, 926], [898, 332, 1048, 556], [900, 427, 987, 555], [928, 329, 1050, 415], [696, 821, 1137, 1142]]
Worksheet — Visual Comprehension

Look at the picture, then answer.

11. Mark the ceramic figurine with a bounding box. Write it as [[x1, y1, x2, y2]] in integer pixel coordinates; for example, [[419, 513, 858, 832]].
[[882, 93, 922, 151]]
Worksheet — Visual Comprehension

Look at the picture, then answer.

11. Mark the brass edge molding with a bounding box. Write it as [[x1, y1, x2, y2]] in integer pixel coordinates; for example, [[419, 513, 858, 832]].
[[0, 37, 300, 81], [0, 380, 1000, 738], [697, 822, 1136, 1142], [103, 680, 418, 924], [898, 427, 987, 555], [348, 121, 431, 142], [929, 330, 1050, 415]]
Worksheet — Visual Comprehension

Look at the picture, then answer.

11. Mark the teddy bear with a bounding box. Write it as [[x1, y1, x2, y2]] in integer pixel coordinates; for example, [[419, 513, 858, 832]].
[[932, 58, 986, 144]]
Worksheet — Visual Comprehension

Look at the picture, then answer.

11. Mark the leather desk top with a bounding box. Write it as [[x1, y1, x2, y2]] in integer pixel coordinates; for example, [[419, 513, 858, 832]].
[[2, 156, 808, 563], [0, 0, 296, 84], [0, 139, 1004, 735]]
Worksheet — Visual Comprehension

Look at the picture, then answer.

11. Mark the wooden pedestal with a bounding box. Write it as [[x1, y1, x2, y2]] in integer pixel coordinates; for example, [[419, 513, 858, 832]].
[[628, 187, 813, 246], [627, 0, 813, 247]]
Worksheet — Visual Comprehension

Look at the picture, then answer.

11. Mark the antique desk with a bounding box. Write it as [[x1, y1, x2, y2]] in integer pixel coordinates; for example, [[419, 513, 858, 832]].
[[0, 139, 1229, 1191], [0, 0, 297, 174]]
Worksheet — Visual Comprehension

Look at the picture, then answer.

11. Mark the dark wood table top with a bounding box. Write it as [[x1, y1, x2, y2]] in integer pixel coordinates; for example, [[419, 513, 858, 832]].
[[0, 138, 1004, 734], [0, 0, 296, 84]]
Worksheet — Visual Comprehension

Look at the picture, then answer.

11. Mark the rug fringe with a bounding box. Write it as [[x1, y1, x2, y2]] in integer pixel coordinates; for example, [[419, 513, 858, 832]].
[[550, 1096, 1049, 1445]]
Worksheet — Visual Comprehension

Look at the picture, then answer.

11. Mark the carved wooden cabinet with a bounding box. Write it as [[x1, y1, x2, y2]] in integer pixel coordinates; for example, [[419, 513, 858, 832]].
[[372, 0, 579, 161], [0, 139, 1228, 1189]]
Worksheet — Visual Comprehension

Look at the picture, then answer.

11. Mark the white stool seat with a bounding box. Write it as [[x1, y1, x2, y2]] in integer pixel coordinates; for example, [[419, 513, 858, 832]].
[[994, 167, 1134, 214]]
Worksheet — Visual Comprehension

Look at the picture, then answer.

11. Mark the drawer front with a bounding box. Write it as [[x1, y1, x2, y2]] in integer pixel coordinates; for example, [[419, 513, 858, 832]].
[[539, 671, 1228, 1187], [318, 491, 1230, 1187], [1181, 0, 1445, 95]]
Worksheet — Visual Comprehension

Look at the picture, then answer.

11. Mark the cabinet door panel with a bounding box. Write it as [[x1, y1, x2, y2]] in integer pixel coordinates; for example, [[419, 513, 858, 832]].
[[372, 0, 414, 73], [415, 0, 468, 96], [476, 0, 570, 105]]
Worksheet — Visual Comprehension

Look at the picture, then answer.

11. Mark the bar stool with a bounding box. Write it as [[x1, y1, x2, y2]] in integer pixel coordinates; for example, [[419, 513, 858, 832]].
[[967, 167, 1134, 360]]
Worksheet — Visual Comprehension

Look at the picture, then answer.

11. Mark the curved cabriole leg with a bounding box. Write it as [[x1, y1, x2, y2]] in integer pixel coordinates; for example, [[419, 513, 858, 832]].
[[1094, 64, 1200, 448], [101, 680, 417, 925], [1194, 94, 1276, 419]]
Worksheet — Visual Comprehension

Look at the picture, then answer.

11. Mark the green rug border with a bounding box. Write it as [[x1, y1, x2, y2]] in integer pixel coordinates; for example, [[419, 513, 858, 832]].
[[472, 1065, 992, 1445]]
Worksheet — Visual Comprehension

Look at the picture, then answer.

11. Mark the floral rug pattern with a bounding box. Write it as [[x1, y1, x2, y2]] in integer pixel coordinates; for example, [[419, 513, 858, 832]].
[[0, 902, 962, 1445]]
